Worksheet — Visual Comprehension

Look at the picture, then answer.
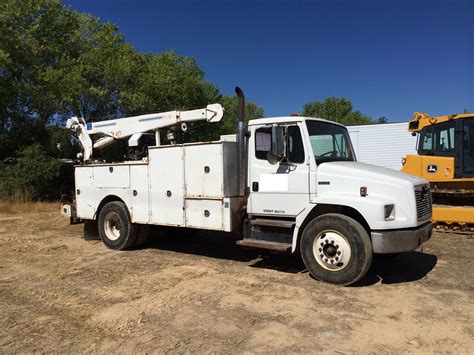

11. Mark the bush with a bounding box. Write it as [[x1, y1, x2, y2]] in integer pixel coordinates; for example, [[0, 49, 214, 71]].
[[0, 144, 62, 201]]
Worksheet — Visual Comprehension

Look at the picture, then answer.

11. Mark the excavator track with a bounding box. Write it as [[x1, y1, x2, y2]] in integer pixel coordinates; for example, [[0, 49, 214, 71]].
[[433, 223, 474, 236], [429, 184, 474, 236], [432, 202, 474, 236]]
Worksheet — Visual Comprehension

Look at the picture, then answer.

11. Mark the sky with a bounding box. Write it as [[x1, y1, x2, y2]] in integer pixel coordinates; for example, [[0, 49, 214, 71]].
[[63, 0, 473, 122]]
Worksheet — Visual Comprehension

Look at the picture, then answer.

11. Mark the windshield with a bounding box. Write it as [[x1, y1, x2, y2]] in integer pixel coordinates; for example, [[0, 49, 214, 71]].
[[418, 120, 456, 156], [305, 120, 355, 164]]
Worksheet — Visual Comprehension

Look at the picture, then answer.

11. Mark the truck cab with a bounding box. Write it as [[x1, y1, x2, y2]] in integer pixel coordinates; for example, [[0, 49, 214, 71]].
[[241, 116, 432, 284]]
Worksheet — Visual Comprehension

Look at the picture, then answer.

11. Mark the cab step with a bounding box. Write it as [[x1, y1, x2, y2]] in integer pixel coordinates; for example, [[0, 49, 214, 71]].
[[236, 239, 292, 252], [250, 218, 295, 228]]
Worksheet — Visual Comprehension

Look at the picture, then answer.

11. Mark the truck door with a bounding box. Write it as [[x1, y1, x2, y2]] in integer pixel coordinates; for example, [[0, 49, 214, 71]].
[[248, 123, 310, 217], [149, 146, 185, 226]]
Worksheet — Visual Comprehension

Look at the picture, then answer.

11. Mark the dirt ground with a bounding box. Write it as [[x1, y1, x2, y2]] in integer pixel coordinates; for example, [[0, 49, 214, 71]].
[[0, 211, 472, 353]]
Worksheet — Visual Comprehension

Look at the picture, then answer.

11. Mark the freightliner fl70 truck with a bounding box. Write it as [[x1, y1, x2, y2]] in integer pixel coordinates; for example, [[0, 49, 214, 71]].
[[62, 88, 433, 285]]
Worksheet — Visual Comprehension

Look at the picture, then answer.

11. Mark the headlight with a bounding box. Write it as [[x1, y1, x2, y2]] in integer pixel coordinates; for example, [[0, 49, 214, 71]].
[[384, 204, 395, 220]]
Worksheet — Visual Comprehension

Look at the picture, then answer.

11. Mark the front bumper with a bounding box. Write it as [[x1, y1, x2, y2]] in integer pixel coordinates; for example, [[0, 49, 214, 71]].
[[371, 222, 432, 254]]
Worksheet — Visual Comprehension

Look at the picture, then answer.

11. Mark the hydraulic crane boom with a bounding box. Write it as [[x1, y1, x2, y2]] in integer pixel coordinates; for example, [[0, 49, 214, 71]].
[[408, 111, 473, 132], [66, 103, 224, 161]]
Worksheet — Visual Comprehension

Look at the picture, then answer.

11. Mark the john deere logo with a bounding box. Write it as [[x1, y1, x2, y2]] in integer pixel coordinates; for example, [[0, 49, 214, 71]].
[[427, 165, 437, 173]]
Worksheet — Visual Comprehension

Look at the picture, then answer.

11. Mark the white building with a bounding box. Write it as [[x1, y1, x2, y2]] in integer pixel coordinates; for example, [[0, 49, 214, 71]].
[[347, 122, 417, 171]]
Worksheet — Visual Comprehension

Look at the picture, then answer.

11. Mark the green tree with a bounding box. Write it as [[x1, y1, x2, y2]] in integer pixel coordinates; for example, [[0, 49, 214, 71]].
[[0, 0, 132, 157], [121, 51, 221, 115], [302, 97, 372, 125], [0, 0, 224, 153], [0, 144, 61, 201], [0, 0, 263, 200], [44, 125, 78, 159]]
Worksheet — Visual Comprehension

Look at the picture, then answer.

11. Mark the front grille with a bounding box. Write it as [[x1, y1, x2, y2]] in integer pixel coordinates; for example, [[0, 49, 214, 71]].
[[415, 184, 432, 221]]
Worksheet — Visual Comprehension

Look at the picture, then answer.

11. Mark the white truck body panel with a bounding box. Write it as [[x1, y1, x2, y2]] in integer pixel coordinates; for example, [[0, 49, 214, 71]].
[[75, 142, 239, 232], [347, 122, 417, 170], [184, 142, 238, 198], [149, 146, 185, 226], [130, 164, 149, 224], [185, 199, 223, 229], [93, 165, 130, 188], [75, 167, 96, 219]]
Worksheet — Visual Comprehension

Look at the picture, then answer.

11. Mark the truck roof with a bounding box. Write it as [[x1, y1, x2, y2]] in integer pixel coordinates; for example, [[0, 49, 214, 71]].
[[248, 116, 346, 128]]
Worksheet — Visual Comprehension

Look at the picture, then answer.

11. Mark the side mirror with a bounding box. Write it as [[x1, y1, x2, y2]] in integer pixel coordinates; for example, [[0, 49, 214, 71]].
[[267, 125, 285, 165]]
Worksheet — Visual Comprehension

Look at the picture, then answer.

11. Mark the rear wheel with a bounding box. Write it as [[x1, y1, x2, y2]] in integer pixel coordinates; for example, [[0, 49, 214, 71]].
[[98, 201, 137, 250], [300, 214, 373, 285]]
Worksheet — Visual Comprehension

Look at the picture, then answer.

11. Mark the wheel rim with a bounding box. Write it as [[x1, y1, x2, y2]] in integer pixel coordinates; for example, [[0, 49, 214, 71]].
[[104, 212, 122, 241], [312, 230, 351, 271]]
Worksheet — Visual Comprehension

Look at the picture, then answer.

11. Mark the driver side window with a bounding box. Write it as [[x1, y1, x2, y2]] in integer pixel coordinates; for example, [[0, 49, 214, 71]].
[[255, 128, 272, 160], [254, 125, 305, 163]]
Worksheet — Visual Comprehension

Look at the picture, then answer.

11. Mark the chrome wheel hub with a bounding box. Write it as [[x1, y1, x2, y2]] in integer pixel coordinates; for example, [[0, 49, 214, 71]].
[[312, 230, 351, 271], [104, 212, 122, 241]]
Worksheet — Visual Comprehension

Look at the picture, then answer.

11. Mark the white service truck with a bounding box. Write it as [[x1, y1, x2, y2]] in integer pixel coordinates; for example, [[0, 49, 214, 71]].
[[62, 87, 433, 285]]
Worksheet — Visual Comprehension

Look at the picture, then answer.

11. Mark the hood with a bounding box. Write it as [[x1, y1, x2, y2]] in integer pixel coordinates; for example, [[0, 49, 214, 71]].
[[317, 161, 427, 188], [315, 161, 431, 229]]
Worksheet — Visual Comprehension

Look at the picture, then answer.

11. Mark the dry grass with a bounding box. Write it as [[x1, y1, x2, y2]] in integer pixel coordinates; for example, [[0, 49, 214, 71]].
[[0, 201, 59, 215]]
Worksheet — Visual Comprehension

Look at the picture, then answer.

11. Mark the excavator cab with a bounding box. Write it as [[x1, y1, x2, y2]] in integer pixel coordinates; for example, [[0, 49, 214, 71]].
[[402, 113, 474, 232], [418, 117, 474, 177], [404, 115, 474, 179]]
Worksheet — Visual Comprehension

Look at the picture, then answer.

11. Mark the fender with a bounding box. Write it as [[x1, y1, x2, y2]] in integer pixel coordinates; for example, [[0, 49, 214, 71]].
[[79, 192, 133, 221], [94, 195, 131, 220], [291, 193, 408, 253]]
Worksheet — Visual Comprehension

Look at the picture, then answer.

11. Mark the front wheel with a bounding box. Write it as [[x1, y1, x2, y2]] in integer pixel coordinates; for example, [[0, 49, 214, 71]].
[[300, 214, 373, 286]]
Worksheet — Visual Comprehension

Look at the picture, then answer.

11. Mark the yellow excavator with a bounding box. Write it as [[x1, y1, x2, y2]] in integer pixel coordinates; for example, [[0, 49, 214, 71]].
[[402, 112, 474, 233]]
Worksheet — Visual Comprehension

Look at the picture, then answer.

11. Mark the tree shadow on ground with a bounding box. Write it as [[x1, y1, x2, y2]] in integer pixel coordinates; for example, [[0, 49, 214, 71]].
[[143, 227, 437, 286]]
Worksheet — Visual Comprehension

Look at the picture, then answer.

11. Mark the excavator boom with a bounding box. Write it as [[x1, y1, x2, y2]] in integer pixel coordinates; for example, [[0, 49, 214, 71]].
[[408, 112, 474, 132]]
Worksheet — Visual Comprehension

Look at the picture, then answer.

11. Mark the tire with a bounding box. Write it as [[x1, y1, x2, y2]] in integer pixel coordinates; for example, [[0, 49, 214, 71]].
[[83, 220, 99, 240], [300, 213, 373, 286], [98, 201, 137, 250]]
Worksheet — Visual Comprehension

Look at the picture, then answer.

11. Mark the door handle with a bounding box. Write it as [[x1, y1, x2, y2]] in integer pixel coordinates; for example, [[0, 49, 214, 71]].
[[252, 182, 259, 192]]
